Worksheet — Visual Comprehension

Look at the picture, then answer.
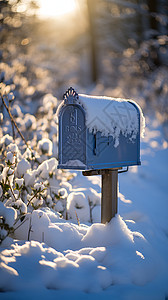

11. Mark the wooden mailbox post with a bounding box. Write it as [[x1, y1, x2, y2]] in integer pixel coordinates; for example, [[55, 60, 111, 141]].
[[57, 87, 142, 223], [82, 168, 118, 223]]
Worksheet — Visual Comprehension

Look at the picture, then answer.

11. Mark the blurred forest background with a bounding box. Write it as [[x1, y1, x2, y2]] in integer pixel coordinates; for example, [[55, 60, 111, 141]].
[[0, 0, 168, 138]]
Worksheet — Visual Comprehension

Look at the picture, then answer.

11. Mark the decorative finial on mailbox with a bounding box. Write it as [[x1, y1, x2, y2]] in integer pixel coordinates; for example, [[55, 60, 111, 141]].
[[63, 87, 79, 104]]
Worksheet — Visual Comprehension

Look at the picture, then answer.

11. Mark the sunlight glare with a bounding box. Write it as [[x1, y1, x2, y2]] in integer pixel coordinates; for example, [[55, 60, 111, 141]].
[[38, 0, 77, 18]]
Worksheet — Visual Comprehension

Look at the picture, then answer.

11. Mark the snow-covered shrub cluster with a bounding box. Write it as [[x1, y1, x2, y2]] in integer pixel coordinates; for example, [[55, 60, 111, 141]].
[[0, 81, 102, 245]]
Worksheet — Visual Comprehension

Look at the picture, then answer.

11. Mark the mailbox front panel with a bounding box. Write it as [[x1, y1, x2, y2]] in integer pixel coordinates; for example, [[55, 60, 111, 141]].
[[58, 104, 87, 169]]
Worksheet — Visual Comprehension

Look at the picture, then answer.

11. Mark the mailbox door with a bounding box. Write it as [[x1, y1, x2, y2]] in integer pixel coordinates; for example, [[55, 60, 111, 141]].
[[59, 104, 86, 169], [87, 131, 140, 169]]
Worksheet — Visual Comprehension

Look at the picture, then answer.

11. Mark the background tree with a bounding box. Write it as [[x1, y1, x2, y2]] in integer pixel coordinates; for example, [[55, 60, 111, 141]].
[[87, 0, 98, 83], [85, 0, 168, 83]]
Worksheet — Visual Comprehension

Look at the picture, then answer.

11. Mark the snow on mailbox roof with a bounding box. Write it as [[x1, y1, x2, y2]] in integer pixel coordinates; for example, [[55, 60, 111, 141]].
[[78, 94, 145, 147], [57, 89, 145, 148]]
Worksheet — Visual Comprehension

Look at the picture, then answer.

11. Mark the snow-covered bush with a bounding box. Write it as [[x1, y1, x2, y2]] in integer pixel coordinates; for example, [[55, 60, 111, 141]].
[[0, 81, 104, 245], [0, 142, 64, 244]]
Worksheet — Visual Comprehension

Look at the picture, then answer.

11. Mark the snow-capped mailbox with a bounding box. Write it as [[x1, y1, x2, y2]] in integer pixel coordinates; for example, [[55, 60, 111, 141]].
[[57, 87, 144, 171], [57, 87, 145, 223]]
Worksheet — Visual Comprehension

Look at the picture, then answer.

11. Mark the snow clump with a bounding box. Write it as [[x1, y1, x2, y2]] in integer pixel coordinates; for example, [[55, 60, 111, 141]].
[[67, 192, 90, 223], [0, 134, 13, 147], [15, 178, 24, 188], [37, 138, 53, 156], [42, 93, 57, 112], [0, 201, 17, 228], [24, 113, 36, 130], [6, 151, 15, 165], [14, 199, 27, 214], [16, 158, 31, 177]]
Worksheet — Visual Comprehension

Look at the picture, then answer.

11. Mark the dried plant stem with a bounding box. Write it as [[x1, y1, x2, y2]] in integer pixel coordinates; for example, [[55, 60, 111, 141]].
[[8, 102, 15, 140], [75, 211, 80, 226], [90, 205, 93, 224], [26, 188, 45, 206], [11, 120, 15, 140], [28, 214, 32, 241], [27, 190, 39, 206], [14, 216, 28, 231], [8, 179, 17, 202], [1, 94, 33, 154]]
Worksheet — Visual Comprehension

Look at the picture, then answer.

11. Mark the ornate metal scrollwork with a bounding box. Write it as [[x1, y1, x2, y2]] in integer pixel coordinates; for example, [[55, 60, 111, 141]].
[[63, 87, 79, 104]]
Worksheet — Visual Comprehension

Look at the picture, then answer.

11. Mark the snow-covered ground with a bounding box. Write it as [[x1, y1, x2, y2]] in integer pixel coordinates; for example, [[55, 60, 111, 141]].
[[1, 4, 168, 297], [0, 110, 168, 299]]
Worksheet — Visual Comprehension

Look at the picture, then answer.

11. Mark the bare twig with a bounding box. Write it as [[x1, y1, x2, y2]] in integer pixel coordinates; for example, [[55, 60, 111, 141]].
[[7, 179, 17, 202], [28, 214, 33, 241], [1, 94, 34, 155], [90, 205, 93, 224], [27, 188, 46, 206], [75, 211, 80, 226], [8, 101, 15, 140], [27, 190, 39, 206], [13, 216, 29, 231]]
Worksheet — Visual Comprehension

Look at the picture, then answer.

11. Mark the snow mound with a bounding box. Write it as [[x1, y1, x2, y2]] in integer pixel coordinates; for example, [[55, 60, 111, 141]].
[[1, 212, 165, 294]]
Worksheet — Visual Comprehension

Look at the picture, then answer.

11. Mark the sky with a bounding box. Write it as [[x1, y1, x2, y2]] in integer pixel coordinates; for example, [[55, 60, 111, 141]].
[[37, 0, 78, 18]]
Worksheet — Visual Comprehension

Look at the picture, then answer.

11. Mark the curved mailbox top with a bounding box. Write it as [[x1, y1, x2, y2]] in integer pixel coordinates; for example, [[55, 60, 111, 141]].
[[57, 87, 145, 170]]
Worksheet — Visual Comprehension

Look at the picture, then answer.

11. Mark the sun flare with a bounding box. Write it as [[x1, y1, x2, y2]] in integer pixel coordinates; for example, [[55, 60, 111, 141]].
[[38, 0, 77, 18]]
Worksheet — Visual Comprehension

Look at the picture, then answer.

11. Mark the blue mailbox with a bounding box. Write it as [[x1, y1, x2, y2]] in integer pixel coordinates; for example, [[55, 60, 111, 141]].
[[57, 87, 144, 171]]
